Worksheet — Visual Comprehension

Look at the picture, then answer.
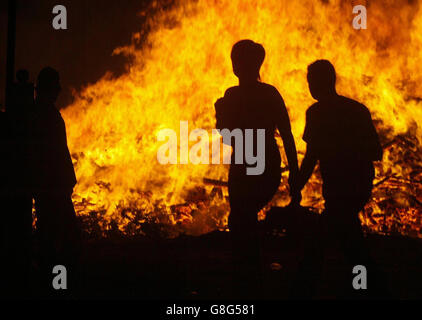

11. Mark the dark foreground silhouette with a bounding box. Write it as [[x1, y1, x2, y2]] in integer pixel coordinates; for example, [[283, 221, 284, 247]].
[[295, 59, 385, 298], [1, 67, 81, 297], [214, 40, 299, 298], [0, 55, 416, 301], [32, 67, 81, 295], [1, 69, 34, 296]]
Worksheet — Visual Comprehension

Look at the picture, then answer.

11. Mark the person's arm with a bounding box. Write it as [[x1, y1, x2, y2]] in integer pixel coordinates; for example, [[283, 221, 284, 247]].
[[55, 112, 77, 194], [281, 131, 299, 179], [297, 144, 317, 192], [362, 107, 383, 161], [214, 97, 227, 131], [273, 92, 300, 201], [282, 130, 302, 206], [214, 88, 237, 132], [297, 107, 318, 194]]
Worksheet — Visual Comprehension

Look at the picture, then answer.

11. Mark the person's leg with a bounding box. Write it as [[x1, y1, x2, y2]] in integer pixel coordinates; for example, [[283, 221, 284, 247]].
[[34, 193, 64, 295], [3, 193, 33, 297], [326, 187, 375, 298], [228, 173, 280, 298], [289, 211, 324, 299], [228, 187, 261, 298], [342, 168, 375, 268], [342, 199, 390, 298], [59, 194, 82, 295], [35, 192, 81, 296]]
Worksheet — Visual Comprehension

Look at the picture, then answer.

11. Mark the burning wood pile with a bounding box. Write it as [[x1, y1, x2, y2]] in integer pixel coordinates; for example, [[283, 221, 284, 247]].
[[57, 0, 421, 239], [362, 128, 422, 238], [75, 126, 422, 239]]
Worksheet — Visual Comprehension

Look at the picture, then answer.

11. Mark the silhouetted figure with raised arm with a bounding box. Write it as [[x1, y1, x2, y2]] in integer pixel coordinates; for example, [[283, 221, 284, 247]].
[[215, 40, 300, 298], [296, 60, 383, 298], [31, 67, 80, 295]]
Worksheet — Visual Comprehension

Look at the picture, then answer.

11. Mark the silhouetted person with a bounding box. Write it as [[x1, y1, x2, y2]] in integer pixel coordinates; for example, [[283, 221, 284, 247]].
[[296, 60, 383, 298], [12, 70, 35, 112], [215, 40, 300, 298], [1, 69, 34, 297], [31, 67, 80, 295]]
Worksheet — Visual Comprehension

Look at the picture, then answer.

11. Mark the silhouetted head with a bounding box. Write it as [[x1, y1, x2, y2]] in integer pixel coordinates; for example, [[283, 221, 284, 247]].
[[231, 40, 265, 83], [36, 67, 61, 105], [16, 69, 29, 83], [307, 60, 337, 101]]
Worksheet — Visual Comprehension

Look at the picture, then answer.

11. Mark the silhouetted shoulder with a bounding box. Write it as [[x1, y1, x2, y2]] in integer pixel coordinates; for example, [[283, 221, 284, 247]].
[[303, 94, 382, 161], [338, 95, 370, 114], [305, 95, 369, 118], [224, 83, 282, 100], [305, 102, 319, 115], [40, 105, 65, 124], [304, 102, 319, 127], [257, 82, 284, 100], [224, 86, 240, 98], [258, 82, 278, 91]]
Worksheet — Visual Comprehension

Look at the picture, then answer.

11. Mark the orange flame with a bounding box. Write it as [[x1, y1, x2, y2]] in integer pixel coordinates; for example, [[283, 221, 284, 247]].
[[62, 0, 422, 238]]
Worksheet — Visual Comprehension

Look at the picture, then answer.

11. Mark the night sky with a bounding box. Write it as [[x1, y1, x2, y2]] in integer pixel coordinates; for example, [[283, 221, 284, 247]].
[[0, 0, 156, 109]]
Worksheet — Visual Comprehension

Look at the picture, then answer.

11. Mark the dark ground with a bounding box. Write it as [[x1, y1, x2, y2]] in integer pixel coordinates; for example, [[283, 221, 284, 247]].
[[21, 227, 422, 300]]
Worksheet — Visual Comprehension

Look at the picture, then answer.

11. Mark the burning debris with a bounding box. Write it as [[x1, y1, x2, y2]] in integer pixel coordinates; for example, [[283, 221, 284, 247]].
[[58, 0, 422, 239], [362, 128, 422, 238]]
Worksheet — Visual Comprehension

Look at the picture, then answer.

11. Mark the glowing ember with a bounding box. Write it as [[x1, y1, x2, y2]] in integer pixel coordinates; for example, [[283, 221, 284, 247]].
[[61, 0, 422, 238]]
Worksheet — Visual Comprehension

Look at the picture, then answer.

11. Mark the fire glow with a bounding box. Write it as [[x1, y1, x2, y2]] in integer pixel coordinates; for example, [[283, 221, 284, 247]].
[[61, 0, 422, 238]]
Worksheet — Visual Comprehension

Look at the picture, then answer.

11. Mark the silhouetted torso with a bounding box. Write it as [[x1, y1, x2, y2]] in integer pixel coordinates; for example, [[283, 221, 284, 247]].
[[216, 82, 290, 178], [31, 101, 76, 192], [303, 95, 381, 202]]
